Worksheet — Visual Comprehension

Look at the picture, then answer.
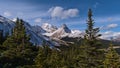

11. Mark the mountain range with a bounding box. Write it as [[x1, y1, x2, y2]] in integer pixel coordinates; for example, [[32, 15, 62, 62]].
[[41, 23, 83, 38], [0, 15, 120, 47]]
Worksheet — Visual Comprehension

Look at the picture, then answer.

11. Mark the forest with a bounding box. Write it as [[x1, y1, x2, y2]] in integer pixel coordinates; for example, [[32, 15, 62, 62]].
[[0, 9, 120, 68]]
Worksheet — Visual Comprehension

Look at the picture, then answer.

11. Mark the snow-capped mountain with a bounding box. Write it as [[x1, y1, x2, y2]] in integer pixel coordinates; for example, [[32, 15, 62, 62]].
[[2, 15, 117, 47], [42, 23, 83, 39], [68, 30, 84, 38], [41, 23, 57, 33], [0, 16, 59, 46], [50, 24, 71, 38]]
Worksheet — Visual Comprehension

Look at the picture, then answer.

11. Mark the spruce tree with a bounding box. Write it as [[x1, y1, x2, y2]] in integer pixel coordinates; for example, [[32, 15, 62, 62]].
[[49, 48, 61, 68], [1, 18, 37, 68], [35, 43, 52, 68], [35, 47, 45, 68], [0, 30, 3, 53], [3, 18, 31, 49], [0, 30, 3, 45], [0, 30, 7, 45], [103, 44, 120, 68], [78, 9, 103, 68], [85, 9, 101, 44]]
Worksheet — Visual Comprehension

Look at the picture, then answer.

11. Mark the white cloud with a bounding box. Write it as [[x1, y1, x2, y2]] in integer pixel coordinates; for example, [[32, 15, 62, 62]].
[[48, 6, 79, 19], [96, 16, 120, 23], [107, 24, 118, 28], [101, 23, 118, 30], [34, 18, 42, 23], [4, 11, 12, 17], [100, 31, 120, 40]]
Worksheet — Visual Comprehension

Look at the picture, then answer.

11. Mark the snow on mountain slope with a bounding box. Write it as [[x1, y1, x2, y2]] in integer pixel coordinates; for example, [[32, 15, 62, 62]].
[[68, 30, 84, 38], [0, 15, 15, 36], [51, 24, 71, 38], [21, 21, 60, 46], [59, 30, 84, 38], [23, 21, 45, 45], [0, 16, 59, 46], [42, 23, 83, 38], [42, 23, 57, 33]]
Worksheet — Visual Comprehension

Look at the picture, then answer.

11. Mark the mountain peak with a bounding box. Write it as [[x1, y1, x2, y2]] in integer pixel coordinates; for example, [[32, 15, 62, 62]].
[[61, 24, 67, 28], [49, 24, 71, 38], [42, 23, 57, 33], [60, 24, 71, 33]]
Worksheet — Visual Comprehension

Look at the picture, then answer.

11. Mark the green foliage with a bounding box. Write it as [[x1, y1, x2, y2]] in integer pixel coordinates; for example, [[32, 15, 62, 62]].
[[85, 9, 101, 41], [34, 9, 120, 68], [77, 9, 104, 68], [3, 18, 31, 49], [0, 30, 8, 46], [35, 47, 47, 68], [35, 42, 54, 68], [103, 44, 120, 68], [0, 30, 3, 45], [0, 18, 38, 68]]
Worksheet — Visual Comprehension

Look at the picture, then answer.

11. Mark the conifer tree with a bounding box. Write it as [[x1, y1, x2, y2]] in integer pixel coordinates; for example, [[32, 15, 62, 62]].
[[0, 30, 3, 53], [49, 48, 61, 68], [103, 44, 120, 68], [35, 42, 52, 68], [0, 30, 3, 45], [78, 9, 103, 68], [1, 18, 37, 68], [0, 30, 7, 45], [3, 18, 31, 49], [35, 47, 45, 68], [85, 9, 101, 44]]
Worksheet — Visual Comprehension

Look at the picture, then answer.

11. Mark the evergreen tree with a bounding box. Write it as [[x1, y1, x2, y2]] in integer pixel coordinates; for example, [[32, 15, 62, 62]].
[[3, 18, 32, 49], [0, 30, 3, 53], [0, 30, 3, 45], [103, 44, 120, 68], [35, 42, 52, 68], [0, 18, 38, 68], [49, 48, 61, 68], [85, 9, 101, 45], [78, 9, 103, 68], [0, 30, 7, 45]]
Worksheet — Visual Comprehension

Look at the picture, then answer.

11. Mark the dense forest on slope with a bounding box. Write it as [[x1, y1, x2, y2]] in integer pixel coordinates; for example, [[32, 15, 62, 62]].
[[0, 9, 120, 68]]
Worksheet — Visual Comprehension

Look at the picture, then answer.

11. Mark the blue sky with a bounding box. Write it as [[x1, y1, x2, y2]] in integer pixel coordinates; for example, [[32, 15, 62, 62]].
[[0, 0, 120, 35]]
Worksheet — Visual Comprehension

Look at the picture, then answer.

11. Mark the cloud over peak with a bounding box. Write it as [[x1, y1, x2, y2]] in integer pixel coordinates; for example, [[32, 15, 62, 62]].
[[34, 18, 42, 23], [48, 6, 79, 19], [4, 11, 12, 17]]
